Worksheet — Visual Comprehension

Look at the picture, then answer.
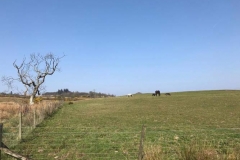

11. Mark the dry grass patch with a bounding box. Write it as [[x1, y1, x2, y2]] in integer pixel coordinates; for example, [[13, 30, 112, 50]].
[[0, 102, 20, 121], [144, 145, 164, 160], [0, 99, 62, 125], [144, 144, 240, 160]]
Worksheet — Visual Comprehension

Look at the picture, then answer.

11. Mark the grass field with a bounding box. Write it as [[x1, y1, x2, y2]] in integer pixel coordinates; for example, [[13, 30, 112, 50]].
[[2, 90, 240, 159]]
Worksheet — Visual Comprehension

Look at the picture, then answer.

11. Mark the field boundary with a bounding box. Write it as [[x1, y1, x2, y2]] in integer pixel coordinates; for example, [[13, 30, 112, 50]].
[[1, 123, 32, 160], [1, 125, 240, 159], [1, 124, 148, 160]]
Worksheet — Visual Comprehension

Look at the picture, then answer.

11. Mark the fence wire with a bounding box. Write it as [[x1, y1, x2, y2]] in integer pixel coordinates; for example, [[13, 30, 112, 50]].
[[1, 126, 240, 160]]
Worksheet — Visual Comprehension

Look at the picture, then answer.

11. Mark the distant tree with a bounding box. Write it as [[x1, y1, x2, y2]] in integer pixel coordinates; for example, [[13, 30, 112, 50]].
[[89, 91, 94, 98], [64, 88, 69, 93], [2, 53, 65, 105]]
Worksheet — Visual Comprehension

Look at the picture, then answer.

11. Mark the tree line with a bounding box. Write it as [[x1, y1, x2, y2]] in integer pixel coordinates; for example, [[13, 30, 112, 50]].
[[43, 89, 115, 98], [0, 89, 115, 98]]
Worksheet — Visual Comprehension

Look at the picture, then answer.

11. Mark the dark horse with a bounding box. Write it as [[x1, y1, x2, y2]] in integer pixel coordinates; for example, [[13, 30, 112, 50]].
[[165, 93, 171, 96], [155, 90, 160, 96], [152, 93, 156, 96]]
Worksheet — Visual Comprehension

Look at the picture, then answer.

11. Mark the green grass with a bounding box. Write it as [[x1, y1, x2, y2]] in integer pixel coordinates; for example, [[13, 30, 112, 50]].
[[2, 90, 240, 159]]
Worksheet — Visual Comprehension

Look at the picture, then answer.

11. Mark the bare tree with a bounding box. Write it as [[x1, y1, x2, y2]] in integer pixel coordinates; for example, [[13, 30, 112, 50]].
[[2, 53, 64, 105]]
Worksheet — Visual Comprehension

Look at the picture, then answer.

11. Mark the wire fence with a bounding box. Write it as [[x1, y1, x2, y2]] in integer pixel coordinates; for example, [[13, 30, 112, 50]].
[[2, 126, 141, 159], [1, 125, 240, 160], [0, 100, 64, 159], [1, 100, 239, 159], [0, 100, 63, 141]]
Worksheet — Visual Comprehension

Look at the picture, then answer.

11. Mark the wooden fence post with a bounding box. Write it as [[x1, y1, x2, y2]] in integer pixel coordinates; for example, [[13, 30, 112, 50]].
[[0, 110, 3, 123], [0, 123, 3, 160], [19, 110, 22, 140], [33, 107, 36, 129], [138, 125, 146, 160]]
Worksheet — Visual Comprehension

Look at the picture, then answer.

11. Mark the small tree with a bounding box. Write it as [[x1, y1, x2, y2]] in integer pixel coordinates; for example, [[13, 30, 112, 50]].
[[2, 53, 64, 105]]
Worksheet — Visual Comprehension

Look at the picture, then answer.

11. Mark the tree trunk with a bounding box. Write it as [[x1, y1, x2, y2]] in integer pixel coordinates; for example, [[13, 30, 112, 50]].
[[30, 89, 38, 105], [30, 95, 34, 105]]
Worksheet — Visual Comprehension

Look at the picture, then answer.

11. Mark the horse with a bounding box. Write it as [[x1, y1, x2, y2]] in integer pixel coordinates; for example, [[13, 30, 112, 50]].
[[155, 90, 161, 96], [152, 93, 156, 96], [165, 93, 171, 96], [127, 94, 133, 97]]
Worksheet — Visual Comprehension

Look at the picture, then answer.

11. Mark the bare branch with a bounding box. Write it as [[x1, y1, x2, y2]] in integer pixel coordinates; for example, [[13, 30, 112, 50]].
[[1, 76, 18, 89], [23, 84, 28, 96]]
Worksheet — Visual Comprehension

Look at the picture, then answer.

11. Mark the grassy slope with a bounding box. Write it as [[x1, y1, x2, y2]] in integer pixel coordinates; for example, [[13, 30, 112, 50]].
[[4, 90, 240, 159]]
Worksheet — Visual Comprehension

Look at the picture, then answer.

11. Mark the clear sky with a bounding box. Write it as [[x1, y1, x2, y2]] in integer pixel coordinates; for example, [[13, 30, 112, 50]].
[[0, 0, 240, 96]]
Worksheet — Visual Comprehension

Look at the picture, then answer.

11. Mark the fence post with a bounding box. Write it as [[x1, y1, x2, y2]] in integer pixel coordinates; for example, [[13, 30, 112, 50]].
[[33, 107, 36, 129], [138, 125, 146, 160], [0, 110, 3, 123], [19, 109, 22, 140], [0, 123, 3, 160]]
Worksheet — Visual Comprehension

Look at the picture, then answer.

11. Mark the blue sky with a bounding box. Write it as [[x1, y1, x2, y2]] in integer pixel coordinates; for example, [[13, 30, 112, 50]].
[[0, 0, 240, 96]]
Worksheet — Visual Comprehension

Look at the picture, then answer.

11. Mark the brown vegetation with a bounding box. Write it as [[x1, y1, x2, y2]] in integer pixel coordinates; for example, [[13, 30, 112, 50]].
[[0, 98, 62, 124], [0, 102, 20, 120]]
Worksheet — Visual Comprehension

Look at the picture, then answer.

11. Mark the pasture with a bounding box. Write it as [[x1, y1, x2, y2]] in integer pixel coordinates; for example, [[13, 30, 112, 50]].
[[2, 90, 240, 159]]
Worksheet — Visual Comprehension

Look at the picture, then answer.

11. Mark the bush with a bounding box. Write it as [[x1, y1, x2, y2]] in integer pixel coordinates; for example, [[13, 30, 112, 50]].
[[34, 97, 43, 104]]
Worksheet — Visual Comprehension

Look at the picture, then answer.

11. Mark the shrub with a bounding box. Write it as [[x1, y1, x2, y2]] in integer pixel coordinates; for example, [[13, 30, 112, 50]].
[[34, 97, 43, 104]]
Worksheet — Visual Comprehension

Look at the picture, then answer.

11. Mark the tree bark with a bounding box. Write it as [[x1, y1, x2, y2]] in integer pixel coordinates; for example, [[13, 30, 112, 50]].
[[30, 95, 34, 105]]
